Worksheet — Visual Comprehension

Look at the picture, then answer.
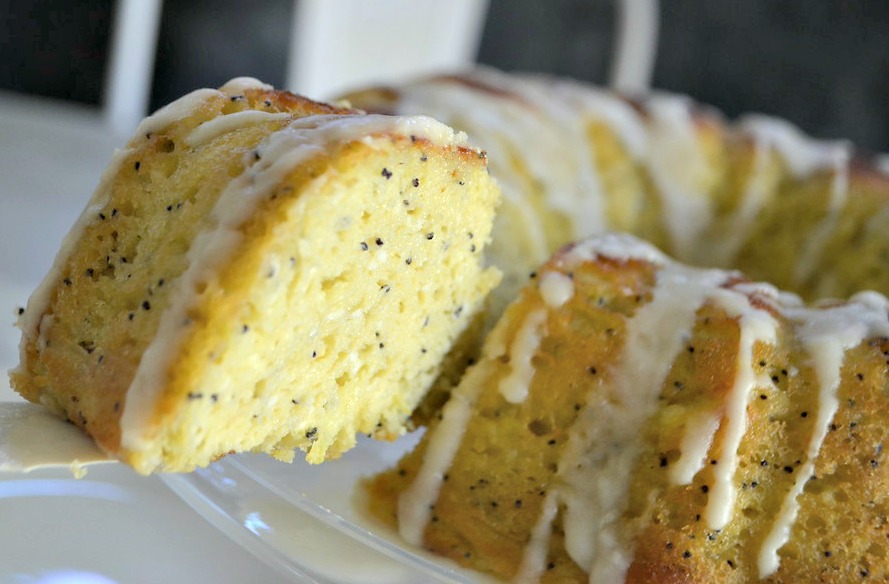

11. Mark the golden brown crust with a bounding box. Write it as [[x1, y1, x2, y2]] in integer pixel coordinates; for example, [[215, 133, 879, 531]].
[[240, 85, 358, 117], [334, 86, 401, 115]]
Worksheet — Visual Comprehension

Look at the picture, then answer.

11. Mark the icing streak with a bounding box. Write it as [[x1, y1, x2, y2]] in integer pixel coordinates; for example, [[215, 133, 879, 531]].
[[704, 288, 778, 529], [498, 309, 548, 404], [397, 361, 491, 546], [555, 251, 731, 582], [757, 292, 889, 577], [669, 411, 720, 485], [184, 110, 293, 147], [482, 71, 610, 239], [703, 133, 773, 265], [738, 114, 849, 179], [561, 232, 669, 268], [514, 492, 560, 584], [738, 114, 852, 286], [644, 95, 712, 260], [398, 391, 472, 545], [792, 152, 850, 286], [538, 271, 575, 308]]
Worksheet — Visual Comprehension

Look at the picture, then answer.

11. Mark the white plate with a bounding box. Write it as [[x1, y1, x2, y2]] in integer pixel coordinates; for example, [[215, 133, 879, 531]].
[[0, 462, 295, 584], [161, 435, 494, 584]]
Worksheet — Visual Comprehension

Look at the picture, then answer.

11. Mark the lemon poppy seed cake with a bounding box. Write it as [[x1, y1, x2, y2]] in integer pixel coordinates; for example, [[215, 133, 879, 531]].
[[343, 68, 889, 436], [10, 78, 501, 474], [367, 234, 889, 583], [342, 68, 889, 313]]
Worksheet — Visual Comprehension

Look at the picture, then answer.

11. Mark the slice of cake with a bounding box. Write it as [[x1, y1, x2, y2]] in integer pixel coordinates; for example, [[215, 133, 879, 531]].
[[367, 233, 889, 583], [10, 78, 501, 475]]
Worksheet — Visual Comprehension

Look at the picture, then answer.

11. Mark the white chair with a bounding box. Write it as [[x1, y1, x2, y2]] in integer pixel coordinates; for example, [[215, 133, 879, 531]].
[[103, 0, 492, 137], [288, 0, 491, 99], [102, 0, 659, 136], [611, 0, 660, 93]]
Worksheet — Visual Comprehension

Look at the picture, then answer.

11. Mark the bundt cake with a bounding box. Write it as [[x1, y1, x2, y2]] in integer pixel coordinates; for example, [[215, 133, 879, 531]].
[[10, 65, 889, 581], [341, 68, 889, 313], [366, 233, 889, 583], [9, 78, 501, 474]]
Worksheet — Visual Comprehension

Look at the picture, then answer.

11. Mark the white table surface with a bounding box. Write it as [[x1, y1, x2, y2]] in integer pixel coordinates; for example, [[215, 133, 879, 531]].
[[0, 94, 294, 584]]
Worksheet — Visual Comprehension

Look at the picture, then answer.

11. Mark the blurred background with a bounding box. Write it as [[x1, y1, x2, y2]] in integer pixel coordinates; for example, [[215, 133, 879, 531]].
[[1, 0, 887, 152]]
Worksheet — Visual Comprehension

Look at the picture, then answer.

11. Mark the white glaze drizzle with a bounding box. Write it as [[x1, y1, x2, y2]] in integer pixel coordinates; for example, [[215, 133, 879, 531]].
[[219, 76, 274, 95], [792, 151, 850, 285], [669, 411, 721, 485], [704, 288, 778, 529], [554, 84, 644, 234], [757, 291, 889, 577], [513, 492, 560, 584], [513, 72, 650, 247], [135, 88, 221, 140], [498, 309, 548, 404], [738, 115, 849, 178], [738, 114, 853, 286], [470, 69, 609, 239], [545, 77, 648, 160], [556, 239, 732, 581], [120, 112, 470, 465], [397, 361, 491, 546], [701, 132, 773, 266], [184, 110, 293, 147], [561, 232, 670, 268], [135, 79, 272, 140], [538, 271, 575, 308], [644, 94, 713, 260], [0, 402, 112, 474], [14, 81, 250, 380]]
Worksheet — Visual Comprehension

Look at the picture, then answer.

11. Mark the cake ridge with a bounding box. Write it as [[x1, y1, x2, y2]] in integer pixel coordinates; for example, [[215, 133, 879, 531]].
[[378, 232, 889, 582], [342, 69, 889, 314]]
